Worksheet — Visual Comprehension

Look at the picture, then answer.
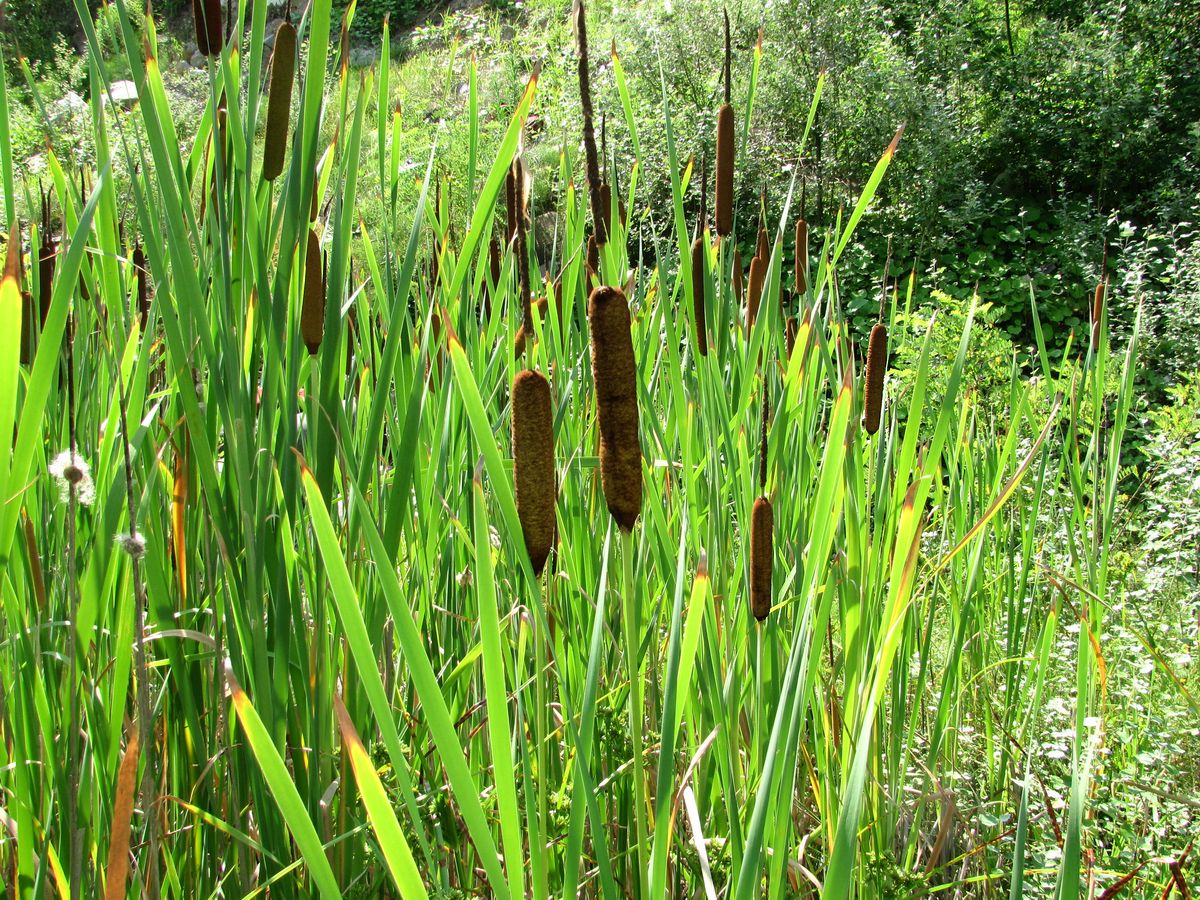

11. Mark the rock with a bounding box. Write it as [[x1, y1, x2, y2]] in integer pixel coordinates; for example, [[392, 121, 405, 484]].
[[104, 80, 139, 108], [190, 50, 207, 68], [171, 59, 192, 75], [349, 47, 378, 69], [49, 91, 87, 126]]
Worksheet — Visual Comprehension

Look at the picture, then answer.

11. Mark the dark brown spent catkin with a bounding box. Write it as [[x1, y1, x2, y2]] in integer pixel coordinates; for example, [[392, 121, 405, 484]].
[[512, 369, 557, 575], [513, 158, 532, 326], [715, 104, 735, 237], [749, 496, 773, 621], [757, 227, 769, 265], [489, 234, 502, 287], [588, 285, 641, 531], [794, 217, 808, 295], [301, 229, 325, 355], [576, 2, 607, 245], [732, 246, 743, 302], [262, 20, 296, 182], [786, 315, 798, 357], [692, 237, 707, 356], [134, 243, 150, 327], [192, 0, 210, 56], [746, 256, 765, 330], [310, 170, 320, 222], [862, 322, 887, 435], [505, 162, 518, 244]]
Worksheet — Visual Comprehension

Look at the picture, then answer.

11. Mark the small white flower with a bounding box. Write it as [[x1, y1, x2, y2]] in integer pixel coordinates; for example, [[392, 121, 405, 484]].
[[115, 531, 147, 559], [49, 450, 96, 506]]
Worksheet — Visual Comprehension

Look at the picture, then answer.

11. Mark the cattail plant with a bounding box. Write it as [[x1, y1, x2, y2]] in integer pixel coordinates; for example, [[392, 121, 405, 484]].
[[37, 193, 55, 326], [576, 1, 607, 245], [512, 157, 533, 331], [756, 225, 769, 265], [693, 153, 709, 356], [746, 255, 765, 330], [193, 0, 222, 58], [134, 242, 150, 328], [750, 392, 772, 621], [512, 370, 557, 575], [794, 215, 808, 296], [786, 315, 797, 358], [262, 18, 296, 182], [1091, 278, 1106, 350], [862, 322, 887, 435], [301, 229, 325, 356], [586, 233, 599, 283], [588, 285, 641, 531], [715, 11, 734, 237]]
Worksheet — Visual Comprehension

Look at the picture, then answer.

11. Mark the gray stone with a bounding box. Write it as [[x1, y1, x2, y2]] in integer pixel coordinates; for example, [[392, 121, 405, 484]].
[[49, 91, 88, 126], [104, 80, 139, 108]]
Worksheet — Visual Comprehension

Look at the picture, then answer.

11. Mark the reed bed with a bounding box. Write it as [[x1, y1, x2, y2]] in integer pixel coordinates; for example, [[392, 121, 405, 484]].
[[0, 4, 1169, 900]]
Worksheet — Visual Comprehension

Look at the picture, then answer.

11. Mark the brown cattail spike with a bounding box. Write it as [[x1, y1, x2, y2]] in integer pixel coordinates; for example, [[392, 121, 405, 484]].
[[301, 229, 325, 355], [862, 322, 888, 435], [262, 20, 296, 182], [746, 256, 765, 330], [756, 226, 769, 265], [134, 243, 150, 327], [794, 217, 808, 295], [576, 1, 607, 245], [715, 104, 735, 237], [786, 315, 798, 357], [194, 0, 221, 57], [749, 496, 773, 621], [1091, 279, 1105, 349], [588, 286, 641, 531], [512, 370, 557, 575], [586, 234, 599, 283], [692, 237, 707, 356]]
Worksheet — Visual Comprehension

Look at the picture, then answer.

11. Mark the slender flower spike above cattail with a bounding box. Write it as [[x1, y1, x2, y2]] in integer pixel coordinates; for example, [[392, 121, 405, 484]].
[[862, 322, 888, 435], [262, 19, 296, 182], [301, 229, 325, 356], [749, 496, 773, 620], [576, 1, 607, 245], [589, 285, 641, 531], [512, 370, 557, 576]]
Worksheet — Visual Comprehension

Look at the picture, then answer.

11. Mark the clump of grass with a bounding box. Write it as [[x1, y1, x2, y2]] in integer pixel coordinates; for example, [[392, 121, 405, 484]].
[[861, 322, 887, 435], [512, 370, 557, 575], [588, 285, 641, 531], [262, 19, 297, 183]]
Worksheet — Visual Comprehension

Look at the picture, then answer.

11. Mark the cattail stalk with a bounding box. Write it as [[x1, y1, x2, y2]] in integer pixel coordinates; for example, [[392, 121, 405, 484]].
[[588, 285, 641, 531], [512, 370, 557, 575], [301, 229, 325, 355], [262, 19, 296, 182], [576, 1, 607, 245], [862, 322, 887, 435]]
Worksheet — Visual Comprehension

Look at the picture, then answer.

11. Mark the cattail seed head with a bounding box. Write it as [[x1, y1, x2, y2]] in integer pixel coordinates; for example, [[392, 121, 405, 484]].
[[134, 243, 150, 327], [262, 20, 296, 182], [588, 285, 641, 531], [193, 0, 222, 58], [715, 104, 735, 237], [301, 229, 325, 356], [794, 217, 808, 295], [1091, 279, 1105, 349], [586, 233, 599, 283], [512, 370, 557, 575], [746, 256, 766, 330], [862, 322, 887, 435], [749, 496, 773, 621], [692, 237, 707, 357], [756, 227, 769, 265]]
